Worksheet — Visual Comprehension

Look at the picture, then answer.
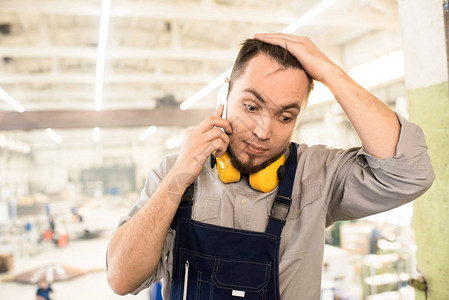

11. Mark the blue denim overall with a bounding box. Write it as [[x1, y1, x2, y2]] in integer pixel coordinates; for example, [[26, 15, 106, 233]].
[[169, 143, 298, 300]]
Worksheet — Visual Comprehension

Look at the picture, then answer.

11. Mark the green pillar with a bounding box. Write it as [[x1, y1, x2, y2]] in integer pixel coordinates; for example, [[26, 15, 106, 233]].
[[398, 0, 449, 299], [408, 83, 449, 300]]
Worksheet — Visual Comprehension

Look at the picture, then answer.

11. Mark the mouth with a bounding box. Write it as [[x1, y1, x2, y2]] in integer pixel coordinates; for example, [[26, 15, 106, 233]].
[[244, 141, 267, 155]]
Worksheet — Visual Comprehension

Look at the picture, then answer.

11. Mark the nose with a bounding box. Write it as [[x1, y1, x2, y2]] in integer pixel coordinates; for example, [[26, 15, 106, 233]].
[[252, 114, 272, 140]]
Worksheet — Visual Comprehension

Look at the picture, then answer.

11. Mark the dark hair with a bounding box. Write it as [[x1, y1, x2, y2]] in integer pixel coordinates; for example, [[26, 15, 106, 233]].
[[229, 39, 314, 98]]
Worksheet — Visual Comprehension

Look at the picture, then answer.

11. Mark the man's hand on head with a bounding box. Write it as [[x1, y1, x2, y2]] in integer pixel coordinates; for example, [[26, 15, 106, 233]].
[[253, 33, 341, 86], [254, 33, 400, 160]]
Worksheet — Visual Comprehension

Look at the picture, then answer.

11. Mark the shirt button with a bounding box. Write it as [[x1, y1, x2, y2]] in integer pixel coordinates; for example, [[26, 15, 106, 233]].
[[241, 199, 247, 205]]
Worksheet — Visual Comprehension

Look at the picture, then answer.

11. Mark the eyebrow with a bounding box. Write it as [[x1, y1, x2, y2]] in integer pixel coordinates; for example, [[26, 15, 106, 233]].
[[244, 88, 266, 104], [243, 88, 302, 112]]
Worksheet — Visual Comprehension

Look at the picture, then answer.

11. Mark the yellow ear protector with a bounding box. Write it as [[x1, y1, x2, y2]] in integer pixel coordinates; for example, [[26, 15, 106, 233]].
[[213, 149, 289, 193]]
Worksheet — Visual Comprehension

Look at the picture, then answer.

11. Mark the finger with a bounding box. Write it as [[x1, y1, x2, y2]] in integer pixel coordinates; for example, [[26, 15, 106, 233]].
[[254, 32, 301, 42], [204, 116, 232, 134], [213, 136, 230, 158], [203, 129, 231, 152], [197, 115, 233, 134], [204, 127, 226, 142], [254, 33, 304, 50], [253, 34, 287, 48], [213, 104, 224, 118], [215, 118, 233, 134], [214, 131, 230, 157]]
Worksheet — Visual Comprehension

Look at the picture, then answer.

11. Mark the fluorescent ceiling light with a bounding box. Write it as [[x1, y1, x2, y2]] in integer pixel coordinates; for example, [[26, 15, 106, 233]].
[[45, 128, 63, 144], [139, 126, 157, 141], [350, 50, 404, 88], [282, 0, 339, 34], [94, 0, 112, 112], [93, 127, 101, 143], [308, 49, 405, 105], [179, 0, 339, 110], [0, 87, 25, 112]]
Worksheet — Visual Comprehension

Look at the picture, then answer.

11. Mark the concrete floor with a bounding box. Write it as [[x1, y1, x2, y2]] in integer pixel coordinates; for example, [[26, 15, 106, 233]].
[[0, 238, 151, 300], [0, 203, 150, 300]]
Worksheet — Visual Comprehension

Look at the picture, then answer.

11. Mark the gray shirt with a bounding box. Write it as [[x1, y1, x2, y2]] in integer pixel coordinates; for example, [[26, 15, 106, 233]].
[[120, 115, 434, 299]]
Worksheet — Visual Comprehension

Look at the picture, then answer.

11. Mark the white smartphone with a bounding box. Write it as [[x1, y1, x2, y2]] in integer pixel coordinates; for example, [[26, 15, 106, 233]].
[[216, 82, 229, 120]]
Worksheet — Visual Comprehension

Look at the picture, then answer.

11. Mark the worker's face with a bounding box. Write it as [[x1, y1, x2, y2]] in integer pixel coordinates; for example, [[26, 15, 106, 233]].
[[39, 280, 48, 289], [226, 53, 309, 172]]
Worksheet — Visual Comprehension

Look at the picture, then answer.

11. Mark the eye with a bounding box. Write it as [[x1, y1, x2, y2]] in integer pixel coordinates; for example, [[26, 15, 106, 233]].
[[279, 115, 293, 123], [244, 103, 257, 112]]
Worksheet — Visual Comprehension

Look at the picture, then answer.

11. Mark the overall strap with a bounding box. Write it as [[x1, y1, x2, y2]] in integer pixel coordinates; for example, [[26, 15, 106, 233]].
[[265, 143, 298, 237], [170, 183, 194, 230]]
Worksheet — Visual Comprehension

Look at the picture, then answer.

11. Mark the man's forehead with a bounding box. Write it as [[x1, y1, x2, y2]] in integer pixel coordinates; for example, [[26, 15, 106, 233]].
[[245, 53, 285, 77], [232, 53, 309, 109]]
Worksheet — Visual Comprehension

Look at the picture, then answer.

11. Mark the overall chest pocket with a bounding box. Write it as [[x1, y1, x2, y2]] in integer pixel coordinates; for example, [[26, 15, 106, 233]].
[[179, 250, 272, 300], [211, 258, 271, 299]]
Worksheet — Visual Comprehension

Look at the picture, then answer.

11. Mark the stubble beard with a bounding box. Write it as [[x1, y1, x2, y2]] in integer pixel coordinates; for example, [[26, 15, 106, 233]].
[[227, 143, 288, 174]]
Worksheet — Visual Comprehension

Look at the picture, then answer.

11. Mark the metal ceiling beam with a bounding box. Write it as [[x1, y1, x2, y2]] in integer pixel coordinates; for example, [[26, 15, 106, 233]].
[[0, 73, 212, 84], [0, 1, 398, 30], [0, 46, 236, 60], [0, 1, 295, 24], [0, 15, 396, 61], [5, 90, 156, 99], [363, 0, 397, 16], [310, 13, 398, 30], [0, 108, 213, 130]]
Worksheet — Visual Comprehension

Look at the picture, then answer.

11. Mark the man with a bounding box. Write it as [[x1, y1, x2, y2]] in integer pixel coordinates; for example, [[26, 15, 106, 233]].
[[106, 33, 435, 299], [36, 279, 53, 300]]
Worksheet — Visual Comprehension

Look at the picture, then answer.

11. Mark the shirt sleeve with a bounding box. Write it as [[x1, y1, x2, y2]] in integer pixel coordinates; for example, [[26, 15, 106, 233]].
[[116, 155, 177, 295], [326, 114, 435, 226]]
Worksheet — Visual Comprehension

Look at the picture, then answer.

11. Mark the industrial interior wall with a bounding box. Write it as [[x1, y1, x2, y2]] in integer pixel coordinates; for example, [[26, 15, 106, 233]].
[[408, 83, 449, 300], [398, 0, 449, 299]]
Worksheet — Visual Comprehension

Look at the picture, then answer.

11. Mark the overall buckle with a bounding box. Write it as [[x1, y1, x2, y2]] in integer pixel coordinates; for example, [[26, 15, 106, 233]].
[[270, 195, 291, 223]]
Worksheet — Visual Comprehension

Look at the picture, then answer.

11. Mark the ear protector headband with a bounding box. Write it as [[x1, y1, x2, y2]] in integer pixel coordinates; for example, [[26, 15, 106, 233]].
[[213, 145, 291, 193]]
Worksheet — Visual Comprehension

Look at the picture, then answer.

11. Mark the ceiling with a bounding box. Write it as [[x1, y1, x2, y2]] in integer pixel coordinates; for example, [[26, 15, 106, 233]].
[[0, 0, 401, 145]]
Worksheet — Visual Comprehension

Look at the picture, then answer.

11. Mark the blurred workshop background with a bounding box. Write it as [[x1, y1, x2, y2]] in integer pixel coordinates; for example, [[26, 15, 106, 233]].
[[0, 0, 448, 299]]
